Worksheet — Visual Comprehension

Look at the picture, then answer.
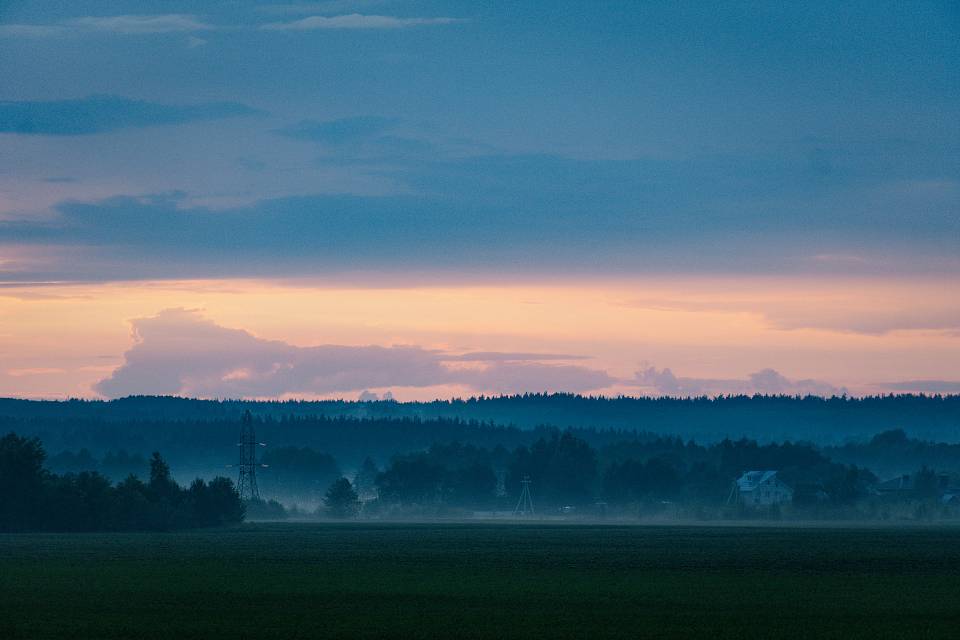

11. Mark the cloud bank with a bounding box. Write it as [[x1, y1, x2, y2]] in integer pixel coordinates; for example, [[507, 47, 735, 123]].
[[0, 96, 261, 136], [0, 14, 214, 37], [261, 14, 464, 30], [92, 309, 855, 400], [625, 293, 960, 336], [0, 12, 462, 38], [875, 380, 960, 394], [5, 137, 957, 282], [68, 15, 213, 34], [634, 366, 845, 397], [93, 309, 614, 398]]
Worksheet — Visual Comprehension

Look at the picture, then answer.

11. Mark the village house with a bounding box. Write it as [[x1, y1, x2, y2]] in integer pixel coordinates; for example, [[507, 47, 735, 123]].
[[876, 472, 954, 499], [730, 470, 793, 507]]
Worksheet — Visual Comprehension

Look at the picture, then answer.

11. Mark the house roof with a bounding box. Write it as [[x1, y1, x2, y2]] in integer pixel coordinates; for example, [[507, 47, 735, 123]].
[[736, 470, 780, 491], [876, 475, 913, 492]]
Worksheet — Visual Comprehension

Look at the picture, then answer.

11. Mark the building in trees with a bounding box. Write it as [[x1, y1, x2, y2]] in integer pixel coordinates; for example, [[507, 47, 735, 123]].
[[730, 470, 793, 507]]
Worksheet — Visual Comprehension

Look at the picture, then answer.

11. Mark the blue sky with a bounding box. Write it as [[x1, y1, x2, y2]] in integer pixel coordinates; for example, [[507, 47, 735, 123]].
[[0, 0, 957, 282]]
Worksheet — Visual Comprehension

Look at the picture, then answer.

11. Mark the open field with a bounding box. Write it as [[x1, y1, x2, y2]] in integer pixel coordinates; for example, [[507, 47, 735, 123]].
[[2, 522, 959, 639]]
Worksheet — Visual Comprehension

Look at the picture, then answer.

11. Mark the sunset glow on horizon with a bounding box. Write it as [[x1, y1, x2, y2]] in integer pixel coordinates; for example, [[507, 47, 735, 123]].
[[2, 275, 957, 400]]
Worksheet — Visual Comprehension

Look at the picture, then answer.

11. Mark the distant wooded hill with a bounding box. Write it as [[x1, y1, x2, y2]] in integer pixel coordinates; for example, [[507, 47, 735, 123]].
[[4, 395, 960, 511], [1, 393, 958, 445]]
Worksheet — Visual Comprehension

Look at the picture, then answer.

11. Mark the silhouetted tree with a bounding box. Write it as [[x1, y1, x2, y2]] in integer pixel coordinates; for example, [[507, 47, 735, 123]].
[[447, 463, 497, 506], [0, 432, 243, 532], [913, 466, 941, 499], [509, 432, 597, 505], [0, 433, 46, 531], [110, 475, 152, 530], [376, 457, 445, 505], [353, 456, 380, 499], [602, 457, 681, 504], [246, 498, 287, 520], [323, 478, 359, 518], [824, 465, 876, 505]]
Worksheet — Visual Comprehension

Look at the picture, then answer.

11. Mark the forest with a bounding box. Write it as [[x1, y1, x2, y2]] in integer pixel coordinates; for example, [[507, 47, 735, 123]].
[[2, 393, 959, 445], [2, 394, 960, 529], [4, 426, 960, 529]]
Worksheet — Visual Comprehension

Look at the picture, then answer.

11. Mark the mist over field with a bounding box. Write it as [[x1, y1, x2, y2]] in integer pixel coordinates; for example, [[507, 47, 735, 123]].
[[4, 393, 960, 521]]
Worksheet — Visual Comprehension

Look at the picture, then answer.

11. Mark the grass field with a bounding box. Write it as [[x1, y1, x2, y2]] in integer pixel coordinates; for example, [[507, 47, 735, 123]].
[[2, 522, 959, 639]]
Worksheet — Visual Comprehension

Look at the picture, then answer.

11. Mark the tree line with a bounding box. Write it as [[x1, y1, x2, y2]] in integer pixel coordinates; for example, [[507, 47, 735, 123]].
[[360, 432, 883, 512], [0, 432, 243, 532], [3, 393, 959, 452], [279, 429, 955, 520], [272, 429, 955, 518], [6, 425, 960, 529]]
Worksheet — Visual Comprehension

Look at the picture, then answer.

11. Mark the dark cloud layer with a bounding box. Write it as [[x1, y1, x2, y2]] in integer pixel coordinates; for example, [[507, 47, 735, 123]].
[[94, 309, 614, 398], [273, 116, 398, 144], [4, 136, 957, 282], [0, 95, 262, 135]]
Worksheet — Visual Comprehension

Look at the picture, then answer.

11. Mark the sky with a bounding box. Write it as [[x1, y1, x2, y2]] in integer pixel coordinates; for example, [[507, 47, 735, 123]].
[[0, 1, 958, 400]]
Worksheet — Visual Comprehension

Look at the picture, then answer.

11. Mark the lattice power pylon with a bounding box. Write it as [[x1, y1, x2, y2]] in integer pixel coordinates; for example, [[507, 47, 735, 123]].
[[236, 410, 265, 501], [514, 475, 535, 516]]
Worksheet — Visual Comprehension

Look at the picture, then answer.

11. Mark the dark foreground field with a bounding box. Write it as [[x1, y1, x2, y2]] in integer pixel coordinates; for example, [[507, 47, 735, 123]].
[[2, 523, 959, 639]]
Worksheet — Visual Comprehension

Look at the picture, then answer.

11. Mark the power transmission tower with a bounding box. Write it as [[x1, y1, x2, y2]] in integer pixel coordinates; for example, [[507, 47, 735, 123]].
[[236, 410, 265, 501], [514, 475, 535, 516]]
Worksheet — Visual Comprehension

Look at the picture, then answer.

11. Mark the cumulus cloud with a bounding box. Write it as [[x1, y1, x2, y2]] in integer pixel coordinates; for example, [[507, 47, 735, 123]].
[[93, 309, 614, 398], [261, 14, 464, 30], [358, 389, 396, 401], [634, 366, 844, 397], [0, 96, 262, 136]]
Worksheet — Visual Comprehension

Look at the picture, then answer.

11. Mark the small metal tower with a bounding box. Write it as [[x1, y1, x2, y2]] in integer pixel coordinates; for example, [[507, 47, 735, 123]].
[[514, 475, 535, 516], [495, 469, 507, 498], [236, 410, 264, 501]]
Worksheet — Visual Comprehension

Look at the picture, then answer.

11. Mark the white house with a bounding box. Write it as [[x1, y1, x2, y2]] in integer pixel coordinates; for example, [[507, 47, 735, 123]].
[[730, 470, 793, 507]]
